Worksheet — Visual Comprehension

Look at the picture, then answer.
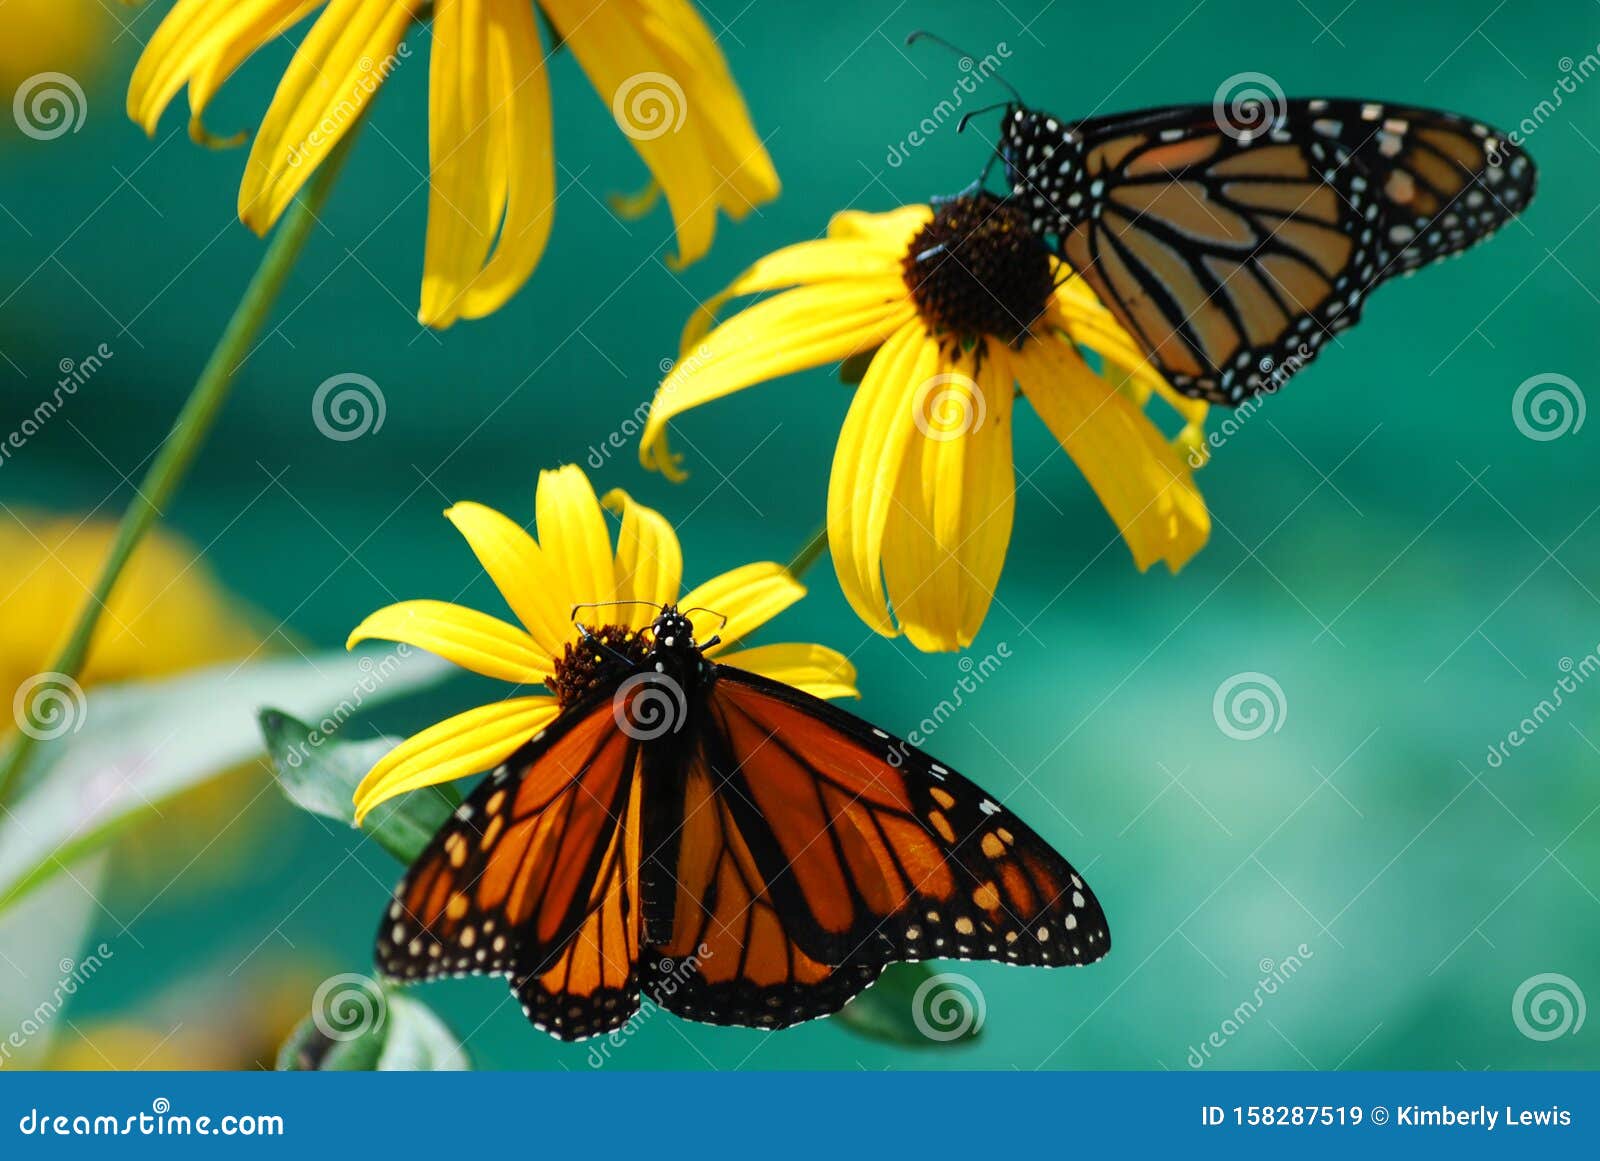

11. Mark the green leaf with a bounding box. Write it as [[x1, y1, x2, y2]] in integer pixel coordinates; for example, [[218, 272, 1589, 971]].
[[0, 648, 449, 914], [260, 709, 459, 864], [834, 962, 985, 1047], [277, 979, 468, 1071]]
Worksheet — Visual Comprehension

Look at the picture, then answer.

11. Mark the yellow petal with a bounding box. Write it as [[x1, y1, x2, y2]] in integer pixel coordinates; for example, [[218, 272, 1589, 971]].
[[609, 179, 662, 219], [826, 319, 935, 638], [601, 488, 682, 626], [353, 696, 558, 823], [543, 0, 712, 262], [536, 465, 616, 616], [679, 237, 902, 353], [417, 0, 499, 328], [827, 205, 933, 249], [346, 598, 551, 682], [127, 0, 323, 141], [681, 561, 804, 652], [1017, 337, 1211, 572], [444, 501, 572, 657], [716, 642, 859, 701], [445, 0, 558, 324], [879, 344, 1017, 652], [543, 0, 775, 267], [638, 0, 779, 221], [642, 279, 917, 481], [238, 0, 420, 234]]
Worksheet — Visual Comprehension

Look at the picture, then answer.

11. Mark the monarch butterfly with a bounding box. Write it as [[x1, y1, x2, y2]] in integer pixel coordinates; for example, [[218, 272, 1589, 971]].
[[376, 605, 1107, 1041], [994, 95, 1536, 404]]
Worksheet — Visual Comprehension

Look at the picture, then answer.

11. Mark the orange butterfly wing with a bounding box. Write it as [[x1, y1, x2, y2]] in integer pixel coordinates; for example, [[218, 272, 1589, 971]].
[[377, 697, 645, 1041], [1007, 99, 1535, 404], [639, 667, 1108, 1029]]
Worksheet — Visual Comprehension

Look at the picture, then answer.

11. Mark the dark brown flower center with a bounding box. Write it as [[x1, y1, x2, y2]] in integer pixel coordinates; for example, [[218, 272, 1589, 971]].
[[546, 623, 650, 710], [902, 193, 1054, 344]]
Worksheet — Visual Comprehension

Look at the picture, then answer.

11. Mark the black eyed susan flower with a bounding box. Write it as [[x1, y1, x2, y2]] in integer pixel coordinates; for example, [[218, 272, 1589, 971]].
[[641, 196, 1213, 653], [127, 0, 779, 328], [346, 464, 855, 821]]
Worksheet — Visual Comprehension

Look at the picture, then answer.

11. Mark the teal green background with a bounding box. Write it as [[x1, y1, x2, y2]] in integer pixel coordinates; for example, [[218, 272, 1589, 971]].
[[2, 0, 1598, 1069]]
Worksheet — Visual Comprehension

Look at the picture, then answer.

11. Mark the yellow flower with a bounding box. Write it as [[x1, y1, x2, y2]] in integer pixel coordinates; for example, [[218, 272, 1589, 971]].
[[1, 511, 263, 885], [0, 0, 106, 106], [347, 464, 856, 822], [0, 511, 257, 702], [127, 0, 779, 328], [641, 196, 1213, 652]]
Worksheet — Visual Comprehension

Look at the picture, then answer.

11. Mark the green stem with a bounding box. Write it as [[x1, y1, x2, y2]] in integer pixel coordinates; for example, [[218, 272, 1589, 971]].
[[787, 524, 828, 580], [0, 129, 363, 806]]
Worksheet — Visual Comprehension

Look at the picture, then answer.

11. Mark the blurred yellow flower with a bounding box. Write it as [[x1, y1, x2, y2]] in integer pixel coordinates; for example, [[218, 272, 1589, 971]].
[[347, 464, 855, 821], [127, 0, 779, 328], [1, 512, 264, 883], [48, 959, 320, 1070], [0, 511, 257, 707], [0, 0, 106, 106], [641, 196, 1213, 652]]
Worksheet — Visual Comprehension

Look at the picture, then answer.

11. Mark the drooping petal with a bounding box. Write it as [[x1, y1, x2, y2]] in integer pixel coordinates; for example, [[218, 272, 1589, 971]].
[[642, 278, 917, 480], [346, 598, 552, 682], [535, 465, 616, 616], [422, 0, 557, 326], [444, 501, 573, 657], [826, 319, 936, 638], [128, 0, 325, 144], [1016, 336, 1210, 572], [239, 0, 421, 233], [543, 0, 777, 267], [878, 343, 1017, 652], [353, 696, 559, 822], [681, 562, 805, 652], [417, 0, 499, 328], [601, 488, 683, 627], [637, 0, 779, 222], [716, 643, 859, 701]]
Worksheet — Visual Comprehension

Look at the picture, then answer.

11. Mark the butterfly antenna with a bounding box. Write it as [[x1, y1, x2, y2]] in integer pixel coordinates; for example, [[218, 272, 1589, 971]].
[[680, 607, 730, 632], [570, 600, 667, 621], [905, 31, 1023, 103], [956, 101, 1016, 135]]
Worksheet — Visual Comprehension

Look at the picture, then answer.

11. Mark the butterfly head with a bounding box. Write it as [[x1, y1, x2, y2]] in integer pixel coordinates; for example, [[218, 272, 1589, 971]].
[[646, 606, 700, 654]]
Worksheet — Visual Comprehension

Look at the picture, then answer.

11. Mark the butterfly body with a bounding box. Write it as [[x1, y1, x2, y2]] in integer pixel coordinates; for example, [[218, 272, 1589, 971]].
[[998, 98, 1535, 404], [377, 607, 1108, 1042]]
